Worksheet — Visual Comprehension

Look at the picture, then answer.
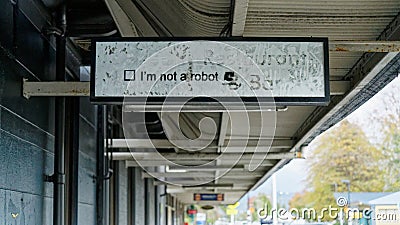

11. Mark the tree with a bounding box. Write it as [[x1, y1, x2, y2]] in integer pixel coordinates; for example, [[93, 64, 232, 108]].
[[301, 120, 386, 219], [289, 191, 311, 210], [382, 119, 400, 191], [289, 78, 400, 221], [251, 193, 272, 221], [379, 81, 400, 191]]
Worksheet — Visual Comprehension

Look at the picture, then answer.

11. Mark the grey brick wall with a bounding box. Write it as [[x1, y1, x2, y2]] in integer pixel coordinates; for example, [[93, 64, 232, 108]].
[[0, 0, 98, 224]]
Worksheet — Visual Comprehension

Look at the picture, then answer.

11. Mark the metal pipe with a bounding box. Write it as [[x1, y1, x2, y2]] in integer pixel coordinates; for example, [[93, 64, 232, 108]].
[[65, 97, 79, 225], [54, 3, 67, 225], [109, 160, 119, 225], [109, 119, 120, 225], [127, 167, 135, 225], [96, 106, 106, 225]]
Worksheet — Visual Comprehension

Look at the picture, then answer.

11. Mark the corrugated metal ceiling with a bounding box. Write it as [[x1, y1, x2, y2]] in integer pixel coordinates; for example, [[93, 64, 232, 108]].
[[138, 0, 231, 36], [244, 0, 400, 81], [245, 0, 400, 39]]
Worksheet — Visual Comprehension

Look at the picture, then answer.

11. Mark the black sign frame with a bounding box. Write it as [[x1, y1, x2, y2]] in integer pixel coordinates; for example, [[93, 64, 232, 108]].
[[90, 37, 330, 106]]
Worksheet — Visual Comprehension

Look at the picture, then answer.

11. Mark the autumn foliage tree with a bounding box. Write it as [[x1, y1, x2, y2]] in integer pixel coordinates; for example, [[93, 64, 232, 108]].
[[377, 80, 400, 191], [251, 193, 272, 221], [289, 191, 311, 211], [290, 120, 386, 220], [289, 78, 400, 222]]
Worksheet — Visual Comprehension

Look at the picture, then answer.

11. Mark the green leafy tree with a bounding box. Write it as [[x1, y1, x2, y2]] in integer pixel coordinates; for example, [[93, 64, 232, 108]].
[[377, 83, 400, 191], [289, 191, 311, 210], [252, 193, 272, 221], [382, 118, 400, 191], [290, 79, 400, 221], [293, 120, 386, 220]]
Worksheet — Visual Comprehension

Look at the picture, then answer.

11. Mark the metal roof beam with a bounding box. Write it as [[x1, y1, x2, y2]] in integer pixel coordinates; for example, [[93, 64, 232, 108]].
[[142, 171, 264, 179], [104, 0, 139, 36], [330, 81, 351, 95], [232, 0, 250, 36], [108, 138, 293, 149], [125, 159, 275, 167], [111, 0, 158, 36], [329, 41, 400, 52], [21, 80, 353, 99], [154, 180, 257, 186], [169, 165, 245, 171], [168, 188, 249, 194], [111, 151, 302, 161]]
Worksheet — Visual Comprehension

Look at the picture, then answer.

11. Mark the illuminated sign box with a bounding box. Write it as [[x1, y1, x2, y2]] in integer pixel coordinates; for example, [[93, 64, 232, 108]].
[[194, 193, 224, 201], [91, 37, 329, 106]]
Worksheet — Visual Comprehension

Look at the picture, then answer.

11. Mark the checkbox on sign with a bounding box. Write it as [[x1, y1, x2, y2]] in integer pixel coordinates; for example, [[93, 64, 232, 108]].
[[124, 70, 136, 81]]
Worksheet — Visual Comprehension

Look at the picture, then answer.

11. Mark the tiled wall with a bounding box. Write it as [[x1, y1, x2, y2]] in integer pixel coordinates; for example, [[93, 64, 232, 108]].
[[0, 0, 97, 224]]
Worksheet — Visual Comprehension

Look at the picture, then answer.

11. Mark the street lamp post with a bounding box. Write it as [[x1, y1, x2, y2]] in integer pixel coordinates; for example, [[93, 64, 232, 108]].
[[341, 180, 351, 206], [341, 180, 351, 225]]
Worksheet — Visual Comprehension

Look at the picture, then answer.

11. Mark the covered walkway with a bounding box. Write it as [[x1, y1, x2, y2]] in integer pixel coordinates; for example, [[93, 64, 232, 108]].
[[0, 0, 400, 225]]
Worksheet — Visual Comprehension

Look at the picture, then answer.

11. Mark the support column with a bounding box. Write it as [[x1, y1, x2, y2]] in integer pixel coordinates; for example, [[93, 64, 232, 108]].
[[65, 96, 80, 225], [96, 106, 106, 225], [54, 3, 67, 225], [128, 168, 135, 225], [128, 167, 146, 225], [145, 178, 156, 225]]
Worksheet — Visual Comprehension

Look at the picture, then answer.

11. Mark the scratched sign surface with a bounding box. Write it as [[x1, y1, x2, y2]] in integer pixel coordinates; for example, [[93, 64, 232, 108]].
[[93, 39, 328, 101]]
